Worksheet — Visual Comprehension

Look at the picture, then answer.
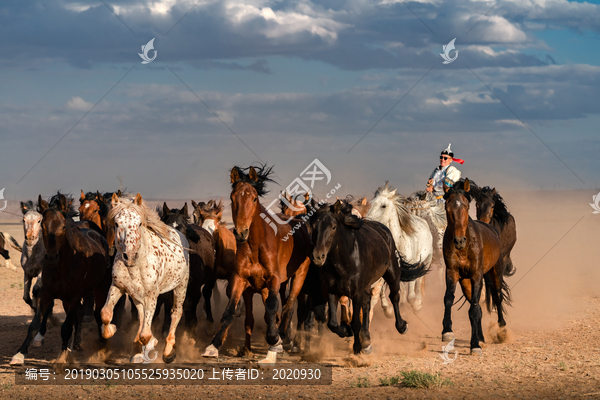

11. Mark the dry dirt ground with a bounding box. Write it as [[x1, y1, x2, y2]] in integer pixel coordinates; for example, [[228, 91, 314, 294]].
[[0, 190, 599, 399]]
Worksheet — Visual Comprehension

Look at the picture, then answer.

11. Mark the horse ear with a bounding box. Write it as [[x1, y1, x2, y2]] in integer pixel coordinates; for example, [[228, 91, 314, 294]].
[[361, 197, 367, 206], [304, 192, 310, 202], [58, 194, 69, 212], [464, 178, 471, 192], [390, 188, 397, 196], [216, 207, 223, 220], [96, 191, 104, 202], [67, 198, 74, 210], [217, 199, 224, 211], [443, 182, 450, 193], [181, 203, 188, 216], [111, 193, 120, 208], [80, 190, 85, 201], [248, 166, 258, 182], [230, 167, 240, 184], [163, 202, 170, 216], [20, 201, 29, 214], [333, 199, 343, 213], [134, 193, 143, 206], [208, 199, 214, 208], [117, 190, 122, 197], [38, 195, 48, 213], [191, 200, 198, 209], [492, 188, 497, 196]]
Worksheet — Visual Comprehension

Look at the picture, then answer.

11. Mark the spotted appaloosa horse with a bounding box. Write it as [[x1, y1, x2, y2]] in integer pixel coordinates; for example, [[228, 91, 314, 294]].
[[0, 231, 20, 271], [202, 165, 313, 363], [100, 194, 189, 363]]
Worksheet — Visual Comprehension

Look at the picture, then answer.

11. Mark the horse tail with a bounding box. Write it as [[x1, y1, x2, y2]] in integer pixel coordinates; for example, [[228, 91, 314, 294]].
[[398, 253, 430, 282], [483, 273, 513, 313], [3, 233, 23, 253], [503, 257, 516, 277], [483, 273, 493, 313]]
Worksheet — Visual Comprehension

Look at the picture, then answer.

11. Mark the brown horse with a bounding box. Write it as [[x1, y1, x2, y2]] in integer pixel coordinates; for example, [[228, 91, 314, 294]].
[[10, 193, 111, 365], [473, 185, 517, 280], [441, 179, 510, 354], [279, 191, 309, 217], [202, 165, 312, 363]]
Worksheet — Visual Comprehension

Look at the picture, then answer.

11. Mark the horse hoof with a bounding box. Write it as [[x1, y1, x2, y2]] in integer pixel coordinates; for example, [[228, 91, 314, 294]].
[[32, 333, 45, 347], [56, 350, 71, 364], [130, 354, 144, 363], [102, 324, 117, 339], [202, 344, 219, 358], [163, 351, 176, 364], [10, 353, 25, 366], [204, 322, 215, 336], [398, 323, 408, 335], [362, 344, 373, 355], [258, 350, 278, 364], [470, 348, 483, 356], [383, 307, 395, 319], [442, 332, 455, 342], [291, 346, 301, 354]]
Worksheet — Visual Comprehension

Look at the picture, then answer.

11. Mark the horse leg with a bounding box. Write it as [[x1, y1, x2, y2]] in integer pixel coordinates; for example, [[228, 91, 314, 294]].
[[57, 301, 79, 363], [360, 291, 373, 354], [327, 293, 352, 337], [377, 280, 394, 319], [10, 293, 53, 365], [280, 258, 310, 349], [382, 265, 408, 335], [82, 293, 94, 322], [243, 289, 254, 354], [350, 293, 365, 354], [130, 300, 147, 363], [129, 295, 139, 327], [487, 267, 507, 327], [202, 274, 246, 358], [163, 284, 185, 364], [442, 269, 459, 342], [369, 278, 384, 324], [202, 274, 217, 335], [23, 273, 34, 309], [161, 294, 173, 340], [33, 301, 52, 347], [468, 275, 484, 355], [184, 285, 202, 336], [72, 301, 85, 351], [338, 296, 353, 336], [100, 285, 124, 339], [293, 294, 309, 353]]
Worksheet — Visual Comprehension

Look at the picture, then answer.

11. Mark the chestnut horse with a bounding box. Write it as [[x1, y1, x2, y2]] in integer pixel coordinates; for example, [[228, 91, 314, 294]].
[[10, 193, 111, 365], [202, 165, 312, 363], [441, 179, 510, 354]]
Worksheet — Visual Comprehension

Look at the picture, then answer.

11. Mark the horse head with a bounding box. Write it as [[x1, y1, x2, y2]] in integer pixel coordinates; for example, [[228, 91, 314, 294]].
[[229, 164, 274, 243], [38, 193, 76, 264], [443, 178, 473, 250], [159, 202, 189, 233], [111, 193, 144, 267], [21, 201, 42, 246], [475, 187, 496, 224]]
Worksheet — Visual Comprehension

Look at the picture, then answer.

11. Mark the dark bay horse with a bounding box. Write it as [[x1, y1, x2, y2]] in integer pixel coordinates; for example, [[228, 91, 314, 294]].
[[202, 165, 312, 363], [10, 193, 111, 365], [158, 202, 216, 335], [473, 185, 517, 281], [442, 179, 511, 355], [309, 199, 429, 354]]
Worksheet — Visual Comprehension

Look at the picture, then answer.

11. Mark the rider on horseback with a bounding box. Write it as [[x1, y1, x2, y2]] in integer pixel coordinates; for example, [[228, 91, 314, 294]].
[[426, 143, 464, 202]]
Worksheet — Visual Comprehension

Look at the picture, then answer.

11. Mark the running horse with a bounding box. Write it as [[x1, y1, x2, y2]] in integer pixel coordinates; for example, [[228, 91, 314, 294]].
[[202, 165, 313, 363], [310, 199, 429, 354], [473, 185, 517, 280], [441, 179, 511, 354], [100, 194, 189, 363], [10, 193, 111, 365]]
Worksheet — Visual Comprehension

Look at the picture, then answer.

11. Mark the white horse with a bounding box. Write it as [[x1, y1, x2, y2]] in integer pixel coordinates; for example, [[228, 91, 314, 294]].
[[100, 193, 189, 364], [18, 201, 45, 310], [366, 182, 434, 313]]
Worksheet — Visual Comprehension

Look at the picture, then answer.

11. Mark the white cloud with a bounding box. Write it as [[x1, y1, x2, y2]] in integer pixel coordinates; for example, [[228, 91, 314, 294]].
[[66, 96, 93, 112]]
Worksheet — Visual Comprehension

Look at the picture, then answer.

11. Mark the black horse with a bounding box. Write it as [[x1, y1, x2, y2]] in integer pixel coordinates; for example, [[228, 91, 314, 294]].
[[309, 199, 429, 354], [158, 203, 216, 336]]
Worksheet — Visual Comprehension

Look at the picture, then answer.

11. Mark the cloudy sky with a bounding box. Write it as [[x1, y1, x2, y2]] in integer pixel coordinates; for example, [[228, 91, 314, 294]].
[[0, 0, 599, 204]]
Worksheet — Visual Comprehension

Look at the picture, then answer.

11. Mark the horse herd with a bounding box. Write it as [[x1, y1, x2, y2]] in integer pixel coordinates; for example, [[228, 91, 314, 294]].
[[3, 164, 517, 366]]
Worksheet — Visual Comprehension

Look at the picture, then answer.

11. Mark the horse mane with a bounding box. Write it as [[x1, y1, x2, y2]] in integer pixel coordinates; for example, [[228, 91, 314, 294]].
[[45, 192, 78, 218], [231, 164, 276, 197], [479, 186, 511, 228], [374, 182, 416, 235], [80, 192, 109, 218], [108, 195, 172, 241], [443, 179, 474, 203], [312, 198, 364, 230], [406, 190, 446, 231]]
